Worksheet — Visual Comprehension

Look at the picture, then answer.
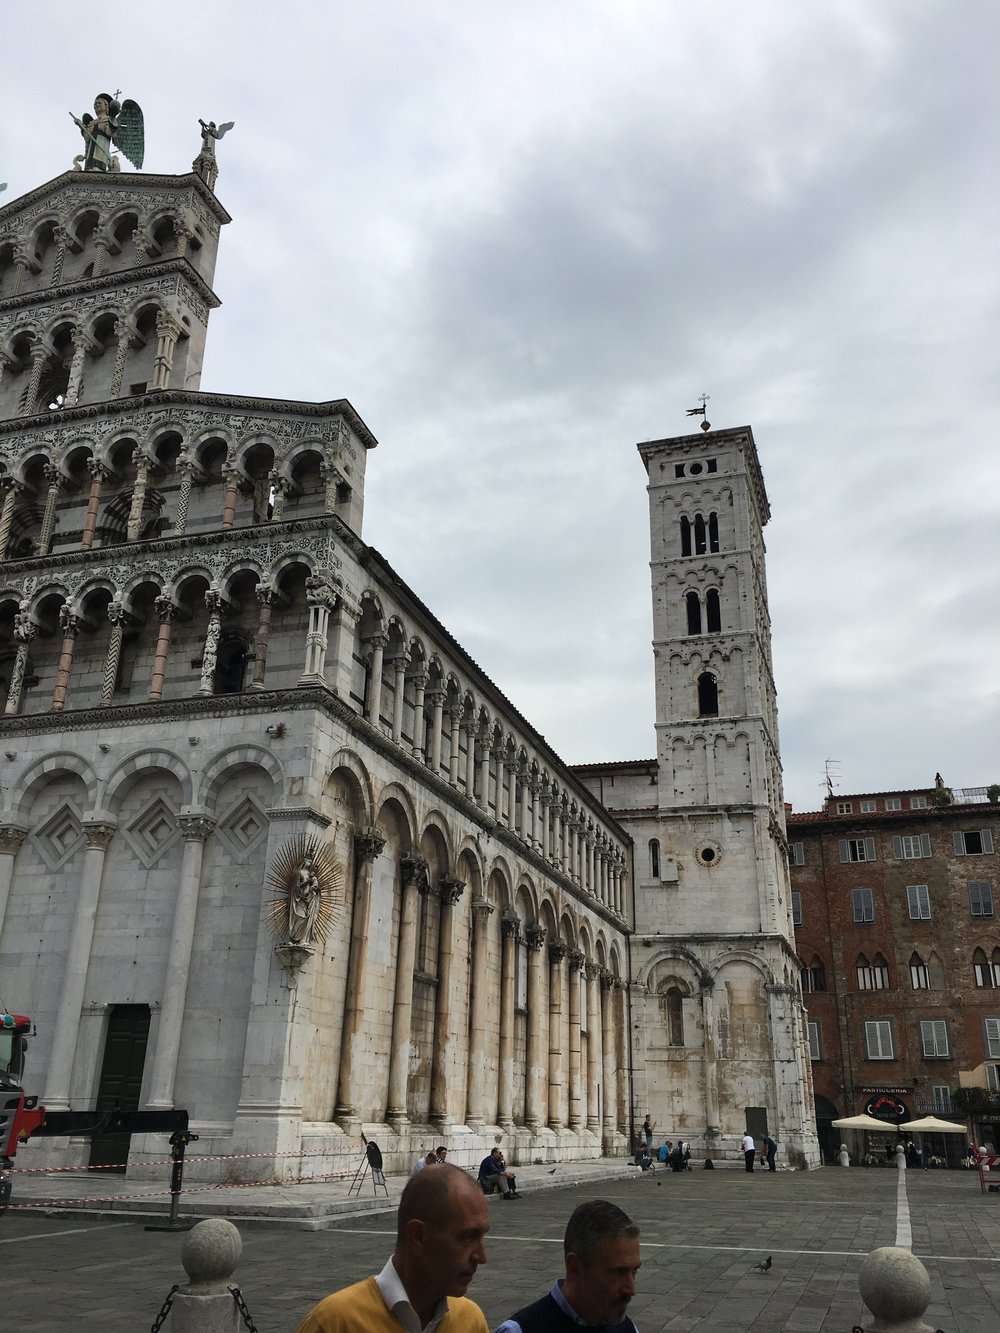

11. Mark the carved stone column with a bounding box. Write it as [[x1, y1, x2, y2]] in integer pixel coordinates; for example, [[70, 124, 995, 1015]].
[[146, 813, 215, 1109], [63, 328, 94, 408], [547, 942, 567, 1130], [91, 234, 111, 278], [110, 318, 141, 399], [172, 452, 199, 536], [43, 820, 117, 1110], [519, 766, 531, 841], [220, 464, 241, 530], [525, 925, 547, 1131], [539, 788, 552, 860], [567, 950, 584, 1130], [20, 341, 49, 417], [50, 225, 67, 285], [390, 653, 409, 743], [50, 606, 82, 711], [427, 690, 445, 772], [464, 893, 494, 1127], [151, 310, 181, 391], [386, 854, 426, 1125], [0, 476, 22, 558], [601, 973, 617, 1146], [4, 613, 37, 716], [616, 980, 629, 1134], [531, 779, 542, 849], [323, 590, 356, 697], [505, 757, 517, 830], [268, 471, 289, 521], [250, 584, 277, 690], [498, 914, 519, 1129], [364, 634, 386, 724], [302, 576, 337, 685], [0, 826, 28, 941], [448, 708, 461, 785], [34, 463, 62, 554], [701, 979, 720, 1135], [79, 459, 109, 550], [334, 828, 386, 1129], [432, 876, 466, 1125], [99, 600, 129, 706], [197, 591, 224, 696], [411, 672, 428, 761], [319, 461, 342, 512], [492, 746, 506, 821], [125, 451, 151, 541], [148, 597, 177, 702], [585, 963, 602, 1132], [477, 732, 491, 810], [463, 723, 476, 799]]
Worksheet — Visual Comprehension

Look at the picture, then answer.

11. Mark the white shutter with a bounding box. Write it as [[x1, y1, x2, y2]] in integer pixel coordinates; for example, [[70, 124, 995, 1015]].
[[953, 832, 966, 855], [892, 836, 903, 858], [982, 830, 994, 854], [920, 833, 932, 857], [839, 839, 850, 863], [864, 837, 876, 861], [985, 1018, 1000, 1059]]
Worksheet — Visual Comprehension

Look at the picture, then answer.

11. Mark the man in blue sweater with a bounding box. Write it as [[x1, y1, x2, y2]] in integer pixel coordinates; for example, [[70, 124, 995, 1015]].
[[494, 1199, 641, 1332]]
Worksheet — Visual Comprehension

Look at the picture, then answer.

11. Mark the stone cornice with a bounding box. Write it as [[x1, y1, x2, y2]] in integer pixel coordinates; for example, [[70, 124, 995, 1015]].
[[0, 169, 231, 228], [0, 387, 378, 451], [0, 512, 352, 581], [0, 257, 221, 320]]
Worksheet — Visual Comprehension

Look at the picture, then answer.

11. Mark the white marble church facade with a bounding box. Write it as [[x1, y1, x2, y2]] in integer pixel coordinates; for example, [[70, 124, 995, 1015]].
[[0, 151, 633, 1177], [0, 128, 818, 1179]]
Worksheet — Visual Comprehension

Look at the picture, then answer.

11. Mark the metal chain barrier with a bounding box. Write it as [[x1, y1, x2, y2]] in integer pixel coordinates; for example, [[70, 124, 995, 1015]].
[[149, 1284, 179, 1333], [230, 1286, 259, 1332]]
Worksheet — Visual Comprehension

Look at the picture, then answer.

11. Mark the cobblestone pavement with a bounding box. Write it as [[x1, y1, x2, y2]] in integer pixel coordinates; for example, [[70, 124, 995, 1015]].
[[4, 1165, 1000, 1331]]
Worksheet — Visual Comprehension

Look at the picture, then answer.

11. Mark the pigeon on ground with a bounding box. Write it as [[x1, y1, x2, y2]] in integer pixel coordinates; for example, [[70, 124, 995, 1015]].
[[548, 1168, 557, 1174], [752, 1256, 772, 1274]]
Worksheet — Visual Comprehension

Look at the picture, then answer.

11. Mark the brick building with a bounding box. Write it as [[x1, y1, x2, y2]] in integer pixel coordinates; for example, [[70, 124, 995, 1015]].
[[788, 782, 1000, 1162]]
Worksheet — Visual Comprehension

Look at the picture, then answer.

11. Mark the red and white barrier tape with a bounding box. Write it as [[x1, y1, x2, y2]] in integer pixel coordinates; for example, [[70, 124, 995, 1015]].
[[5, 1168, 362, 1210], [12, 1145, 364, 1175]]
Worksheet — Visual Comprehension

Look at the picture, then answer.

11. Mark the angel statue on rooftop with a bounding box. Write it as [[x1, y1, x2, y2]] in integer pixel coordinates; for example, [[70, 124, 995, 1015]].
[[70, 93, 144, 173], [193, 118, 235, 190]]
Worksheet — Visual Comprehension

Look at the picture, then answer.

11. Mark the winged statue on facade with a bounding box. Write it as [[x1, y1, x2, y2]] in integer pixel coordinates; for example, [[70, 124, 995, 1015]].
[[70, 93, 145, 173]]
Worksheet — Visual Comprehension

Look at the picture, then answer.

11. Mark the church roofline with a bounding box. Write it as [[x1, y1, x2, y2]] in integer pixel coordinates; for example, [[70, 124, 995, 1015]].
[[0, 387, 378, 449], [0, 169, 232, 228]]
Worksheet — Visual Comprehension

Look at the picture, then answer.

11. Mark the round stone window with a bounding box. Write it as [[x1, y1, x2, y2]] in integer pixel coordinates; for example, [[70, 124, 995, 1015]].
[[695, 842, 722, 868], [689, 461, 703, 475]]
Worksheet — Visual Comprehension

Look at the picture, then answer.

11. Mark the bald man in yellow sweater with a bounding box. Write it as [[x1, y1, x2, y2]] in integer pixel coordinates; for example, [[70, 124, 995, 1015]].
[[297, 1163, 490, 1332]]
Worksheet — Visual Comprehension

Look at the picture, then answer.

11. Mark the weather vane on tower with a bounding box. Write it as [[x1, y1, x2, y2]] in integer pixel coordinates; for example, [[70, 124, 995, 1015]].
[[686, 394, 711, 432]]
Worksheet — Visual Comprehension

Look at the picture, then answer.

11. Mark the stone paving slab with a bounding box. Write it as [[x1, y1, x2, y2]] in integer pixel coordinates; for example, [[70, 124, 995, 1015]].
[[4, 1165, 1000, 1331]]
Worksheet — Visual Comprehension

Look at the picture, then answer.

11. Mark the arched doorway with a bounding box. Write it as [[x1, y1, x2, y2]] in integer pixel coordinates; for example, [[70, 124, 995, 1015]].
[[815, 1094, 840, 1166]]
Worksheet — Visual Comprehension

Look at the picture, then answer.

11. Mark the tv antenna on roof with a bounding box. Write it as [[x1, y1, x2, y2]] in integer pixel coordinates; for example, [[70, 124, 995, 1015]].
[[686, 394, 711, 432], [823, 760, 841, 797]]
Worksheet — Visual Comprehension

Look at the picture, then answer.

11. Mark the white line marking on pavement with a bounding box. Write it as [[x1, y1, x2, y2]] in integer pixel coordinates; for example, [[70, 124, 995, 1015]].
[[895, 1163, 912, 1248], [0, 1221, 133, 1244]]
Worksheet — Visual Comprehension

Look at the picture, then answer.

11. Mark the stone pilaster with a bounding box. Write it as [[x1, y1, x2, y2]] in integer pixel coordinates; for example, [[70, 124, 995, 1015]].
[[335, 828, 386, 1129]]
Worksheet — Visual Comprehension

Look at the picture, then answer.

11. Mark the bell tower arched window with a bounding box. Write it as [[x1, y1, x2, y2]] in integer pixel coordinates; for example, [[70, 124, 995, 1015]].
[[666, 987, 684, 1045], [697, 672, 718, 716], [694, 514, 707, 554], [648, 838, 660, 878], [680, 515, 691, 557], [706, 589, 721, 633], [708, 511, 719, 551], [686, 592, 701, 635]]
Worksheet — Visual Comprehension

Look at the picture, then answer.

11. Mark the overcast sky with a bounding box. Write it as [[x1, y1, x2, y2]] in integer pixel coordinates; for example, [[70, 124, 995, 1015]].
[[5, 1, 999, 812]]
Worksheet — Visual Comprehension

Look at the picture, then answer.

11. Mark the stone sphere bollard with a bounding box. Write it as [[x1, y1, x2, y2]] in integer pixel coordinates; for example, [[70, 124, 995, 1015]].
[[858, 1246, 936, 1333], [838, 1143, 850, 1167], [896, 1143, 906, 1170], [170, 1218, 243, 1332]]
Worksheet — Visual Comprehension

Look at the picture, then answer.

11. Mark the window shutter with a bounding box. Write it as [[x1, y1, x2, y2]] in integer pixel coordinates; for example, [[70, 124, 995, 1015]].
[[919, 833, 931, 857], [864, 837, 876, 861], [953, 832, 966, 855], [839, 839, 850, 863], [982, 830, 994, 855], [892, 836, 903, 858], [985, 1018, 1000, 1059]]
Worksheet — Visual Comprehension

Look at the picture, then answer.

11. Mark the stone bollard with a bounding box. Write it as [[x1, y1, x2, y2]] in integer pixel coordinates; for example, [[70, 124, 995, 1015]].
[[896, 1143, 906, 1170], [838, 1142, 850, 1167], [858, 1246, 936, 1333], [169, 1218, 243, 1332]]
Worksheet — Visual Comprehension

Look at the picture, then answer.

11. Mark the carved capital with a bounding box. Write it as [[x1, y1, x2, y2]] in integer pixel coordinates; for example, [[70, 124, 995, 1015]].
[[400, 853, 430, 893], [255, 582, 278, 608], [42, 462, 63, 491], [13, 613, 37, 644], [83, 821, 116, 851], [107, 599, 129, 628], [0, 826, 28, 856], [86, 457, 111, 483], [439, 875, 466, 907], [178, 814, 215, 842], [354, 827, 385, 864], [305, 574, 339, 610], [525, 925, 547, 952], [548, 942, 568, 967], [58, 605, 82, 637], [154, 595, 178, 623], [501, 912, 522, 941], [568, 948, 585, 973], [204, 589, 225, 615], [584, 962, 601, 982], [472, 896, 495, 919]]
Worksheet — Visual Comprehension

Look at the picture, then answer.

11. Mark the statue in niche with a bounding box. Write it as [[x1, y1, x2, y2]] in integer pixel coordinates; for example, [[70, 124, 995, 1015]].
[[265, 833, 344, 949], [70, 93, 145, 173]]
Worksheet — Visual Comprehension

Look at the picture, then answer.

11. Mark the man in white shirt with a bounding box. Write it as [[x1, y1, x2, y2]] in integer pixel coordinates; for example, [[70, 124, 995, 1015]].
[[741, 1131, 757, 1173]]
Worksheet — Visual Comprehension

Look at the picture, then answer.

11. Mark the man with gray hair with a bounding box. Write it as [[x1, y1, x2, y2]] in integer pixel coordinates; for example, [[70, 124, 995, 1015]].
[[494, 1198, 640, 1332]]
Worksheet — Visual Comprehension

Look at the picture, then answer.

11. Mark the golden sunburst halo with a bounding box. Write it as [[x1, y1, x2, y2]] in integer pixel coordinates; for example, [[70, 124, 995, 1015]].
[[265, 833, 345, 946]]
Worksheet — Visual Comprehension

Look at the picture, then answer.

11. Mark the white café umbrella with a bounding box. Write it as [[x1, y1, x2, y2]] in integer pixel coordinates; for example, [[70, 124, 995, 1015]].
[[831, 1114, 899, 1131], [897, 1116, 965, 1133]]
